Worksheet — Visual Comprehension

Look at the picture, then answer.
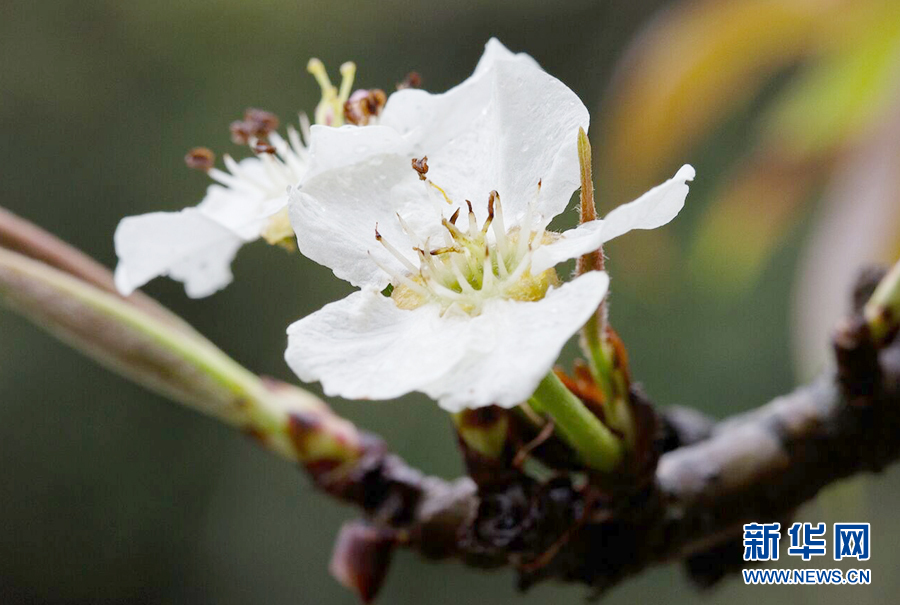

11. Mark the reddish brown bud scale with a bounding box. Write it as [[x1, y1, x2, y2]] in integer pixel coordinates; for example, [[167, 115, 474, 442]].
[[287, 411, 324, 458], [330, 521, 397, 604], [605, 326, 631, 383], [457, 406, 505, 430]]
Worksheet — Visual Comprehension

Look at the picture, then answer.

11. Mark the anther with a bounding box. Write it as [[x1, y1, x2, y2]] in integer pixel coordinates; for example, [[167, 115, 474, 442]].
[[230, 120, 254, 145], [465, 200, 477, 235], [429, 246, 461, 255], [488, 190, 510, 260], [412, 157, 429, 181], [441, 218, 468, 242], [253, 141, 276, 155], [397, 71, 422, 90], [449, 207, 460, 225], [244, 108, 280, 136], [229, 108, 281, 146], [185, 147, 215, 172], [344, 89, 387, 126]]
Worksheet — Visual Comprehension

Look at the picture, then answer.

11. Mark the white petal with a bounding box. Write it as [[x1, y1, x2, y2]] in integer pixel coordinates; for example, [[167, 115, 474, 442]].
[[426, 271, 609, 412], [290, 126, 443, 290], [301, 124, 408, 179], [293, 42, 590, 288], [114, 208, 243, 298], [379, 49, 589, 226], [531, 164, 695, 273], [198, 182, 284, 240], [530, 220, 605, 274], [284, 271, 609, 411], [598, 164, 695, 241], [285, 289, 472, 401], [472, 38, 541, 77]]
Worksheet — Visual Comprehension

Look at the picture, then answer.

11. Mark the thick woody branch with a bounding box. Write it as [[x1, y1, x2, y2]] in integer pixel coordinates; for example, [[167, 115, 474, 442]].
[[341, 311, 900, 598], [4, 204, 900, 601]]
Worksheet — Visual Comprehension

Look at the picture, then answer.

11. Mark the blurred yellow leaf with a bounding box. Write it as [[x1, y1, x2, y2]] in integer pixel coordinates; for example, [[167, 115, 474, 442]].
[[762, 4, 900, 158], [689, 153, 820, 294], [600, 0, 848, 194]]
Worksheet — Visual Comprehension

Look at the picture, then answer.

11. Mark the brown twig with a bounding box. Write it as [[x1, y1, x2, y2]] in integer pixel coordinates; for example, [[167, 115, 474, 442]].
[[336, 304, 900, 597], [0, 206, 196, 332], [3, 203, 899, 600]]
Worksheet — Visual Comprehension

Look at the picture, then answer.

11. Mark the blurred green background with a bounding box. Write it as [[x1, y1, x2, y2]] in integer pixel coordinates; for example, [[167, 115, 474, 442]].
[[2, 0, 899, 603]]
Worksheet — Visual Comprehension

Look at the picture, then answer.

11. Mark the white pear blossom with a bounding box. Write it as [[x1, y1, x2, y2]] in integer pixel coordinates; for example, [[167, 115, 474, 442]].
[[113, 60, 367, 298], [285, 39, 695, 412]]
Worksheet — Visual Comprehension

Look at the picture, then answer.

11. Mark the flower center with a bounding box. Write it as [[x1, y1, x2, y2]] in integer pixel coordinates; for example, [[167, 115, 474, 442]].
[[372, 160, 558, 315]]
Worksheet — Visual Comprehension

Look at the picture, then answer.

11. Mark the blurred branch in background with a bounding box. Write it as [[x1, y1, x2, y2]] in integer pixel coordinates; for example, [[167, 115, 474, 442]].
[[599, 0, 900, 375], [3, 205, 900, 602]]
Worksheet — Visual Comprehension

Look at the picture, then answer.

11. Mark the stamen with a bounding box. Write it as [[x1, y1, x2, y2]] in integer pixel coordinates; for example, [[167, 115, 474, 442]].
[[429, 182, 453, 205], [428, 246, 462, 255], [225, 153, 270, 190], [465, 200, 478, 237], [253, 141, 276, 155], [344, 88, 387, 126], [299, 113, 312, 144], [286, 126, 307, 159], [418, 245, 455, 285], [190, 106, 308, 226], [185, 147, 215, 172], [481, 194, 494, 234], [441, 218, 469, 243], [412, 157, 429, 181], [270, 131, 306, 173], [507, 246, 534, 284], [395, 213, 424, 248], [244, 108, 280, 137], [368, 252, 431, 298], [422, 274, 469, 302], [516, 207, 535, 262], [397, 71, 422, 90], [375, 225, 418, 274], [481, 246, 495, 291], [488, 191, 511, 270], [448, 258, 476, 293]]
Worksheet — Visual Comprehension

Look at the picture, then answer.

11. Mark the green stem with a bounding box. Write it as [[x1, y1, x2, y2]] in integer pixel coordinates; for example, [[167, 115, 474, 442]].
[[528, 371, 623, 472], [865, 258, 900, 345], [0, 248, 362, 465]]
